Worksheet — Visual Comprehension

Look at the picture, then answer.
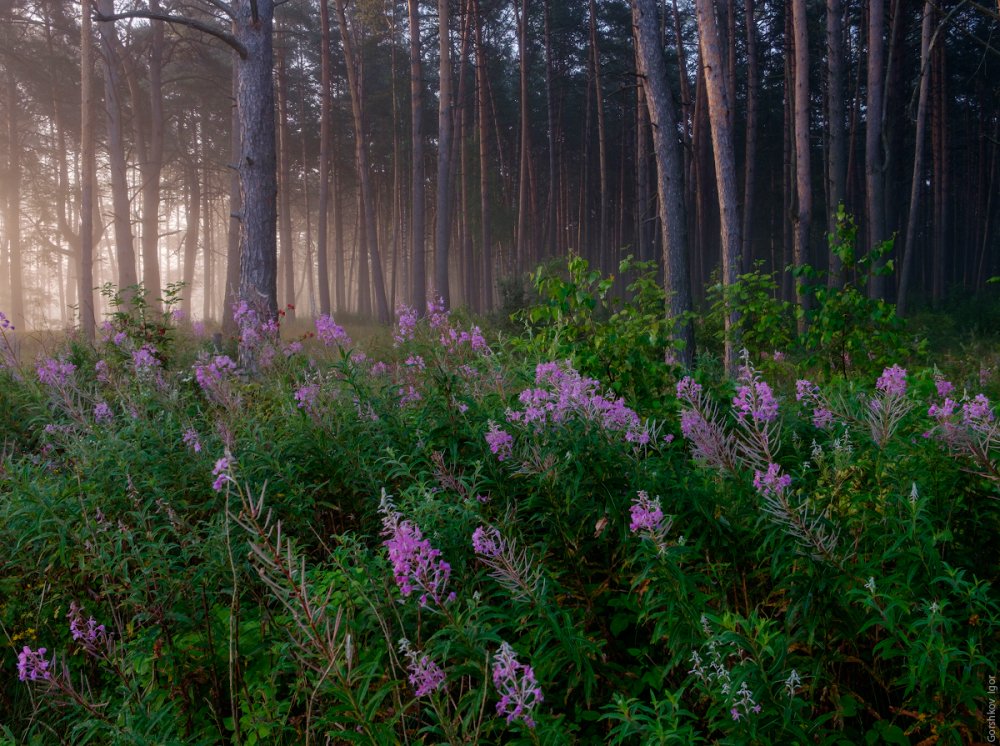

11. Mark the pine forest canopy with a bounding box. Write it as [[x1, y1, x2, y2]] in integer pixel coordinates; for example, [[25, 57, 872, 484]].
[[0, 0, 997, 341]]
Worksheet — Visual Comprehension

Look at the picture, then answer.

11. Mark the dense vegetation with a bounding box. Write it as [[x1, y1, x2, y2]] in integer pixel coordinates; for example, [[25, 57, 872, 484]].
[[1, 264, 998, 744]]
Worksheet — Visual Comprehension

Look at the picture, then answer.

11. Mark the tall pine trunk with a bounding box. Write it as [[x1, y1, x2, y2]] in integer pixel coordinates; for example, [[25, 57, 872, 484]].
[[694, 0, 741, 375], [826, 0, 847, 286], [317, 0, 333, 314], [79, 0, 96, 337], [792, 0, 811, 329], [866, 0, 887, 299], [408, 0, 426, 312], [435, 0, 453, 305]]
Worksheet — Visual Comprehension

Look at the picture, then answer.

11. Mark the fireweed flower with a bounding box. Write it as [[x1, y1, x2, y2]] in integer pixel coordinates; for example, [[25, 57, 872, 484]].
[[182, 428, 202, 453], [380, 496, 455, 608], [212, 456, 232, 492], [294, 383, 321, 415], [68, 601, 107, 652], [812, 407, 834, 429], [492, 642, 543, 728], [935, 378, 954, 398], [876, 365, 907, 398], [732, 377, 779, 423], [315, 314, 352, 347], [394, 304, 418, 345], [629, 491, 664, 533], [17, 647, 51, 682], [132, 345, 161, 377], [962, 394, 994, 431], [398, 639, 446, 697], [36, 357, 76, 387], [427, 295, 449, 329], [795, 379, 818, 403], [472, 525, 503, 557], [753, 463, 791, 497], [93, 402, 113, 424], [485, 421, 514, 461]]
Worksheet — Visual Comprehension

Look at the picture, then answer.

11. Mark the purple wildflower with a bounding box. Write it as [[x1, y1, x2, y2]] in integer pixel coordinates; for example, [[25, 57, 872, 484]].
[[132, 345, 160, 376], [753, 463, 791, 498], [182, 428, 202, 453], [427, 295, 449, 329], [676, 376, 703, 401], [194, 355, 237, 391], [398, 639, 446, 698], [68, 601, 107, 652], [93, 402, 113, 424], [876, 365, 907, 398], [212, 457, 232, 492], [492, 642, 543, 728], [812, 407, 834, 429], [472, 525, 503, 558], [315, 314, 352, 347], [629, 491, 664, 534], [962, 394, 994, 431], [17, 647, 51, 682], [935, 378, 954, 398], [36, 357, 76, 387], [95, 359, 110, 383], [294, 383, 320, 414], [394, 304, 418, 345], [0, 310, 14, 331], [485, 422, 514, 461], [732, 378, 779, 423], [795, 379, 818, 402], [383, 518, 454, 607]]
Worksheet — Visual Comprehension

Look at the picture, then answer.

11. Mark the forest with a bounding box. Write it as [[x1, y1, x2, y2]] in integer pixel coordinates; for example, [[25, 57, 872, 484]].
[[0, 0, 997, 332], [1, 0, 999, 744]]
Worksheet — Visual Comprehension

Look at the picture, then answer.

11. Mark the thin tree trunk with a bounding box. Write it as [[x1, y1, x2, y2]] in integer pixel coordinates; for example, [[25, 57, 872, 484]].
[[741, 0, 758, 273], [435, 0, 453, 305], [544, 0, 558, 257], [589, 0, 609, 271], [408, 0, 426, 312], [317, 0, 333, 314], [897, 0, 933, 317], [866, 0, 887, 299], [334, 0, 390, 322], [633, 0, 694, 364], [333, 126, 345, 313], [514, 0, 532, 272], [473, 0, 493, 310], [694, 0, 741, 375], [5, 65, 23, 329], [826, 0, 847, 286], [79, 0, 96, 338], [276, 34, 295, 319], [792, 0, 811, 330], [96, 0, 138, 296], [223, 59, 241, 334], [182, 116, 201, 319]]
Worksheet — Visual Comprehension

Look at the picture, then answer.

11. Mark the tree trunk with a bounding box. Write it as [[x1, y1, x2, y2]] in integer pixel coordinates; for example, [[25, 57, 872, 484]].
[[235, 0, 279, 321], [408, 0, 426, 312], [5, 65, 23, 329], [317, 0, 333, 314], [694, 0, 741, 375], [544, 0, 558, 257], [826, 0, 847, 286], [223, 58, 241, 334], [589, 0, 609, 271], [334, 0, 390, 323], [276, 33, 295, 319], [897, 0, 933, 317], [514, 0, 532, 272], [633, 0, 694, 365], [435, 0, 453, 305], [741, 0, 758, 273], [143, 0, 165, 309], [792, 0, 811, 330], [866, 0, 887, 299], [96, 0, 138, 296], [182, 116, 201, 319], [79, 0, 96, 338], [473, 0, 493, 310]]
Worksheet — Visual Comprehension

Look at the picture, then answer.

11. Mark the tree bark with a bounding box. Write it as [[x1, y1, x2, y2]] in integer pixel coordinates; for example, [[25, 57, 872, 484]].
[[5, 63, 24, 329], [235, 0, 279, 321], [317, 0, 333, 314], [514, 0, 532, 272], [826, 0, 847, 286], [897, 0, 933, 317], [866, 0, 887, 299], [96, 0, 139, 296], [79, 0, 96, 338], [589, 0, 609, 271], [276, 32, 295, 319], [435, 0, 453, 305], [223, 58, 241, 334], [792, 0, 811, 330], [334, 0, 390, 323], [633, 0, 694, 365], [408, 0, 426, 312], [473, 0, 493, 310], [695, 0, 740, 374], [741, 0, 758, 273], [182, 115, 201, 319]]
